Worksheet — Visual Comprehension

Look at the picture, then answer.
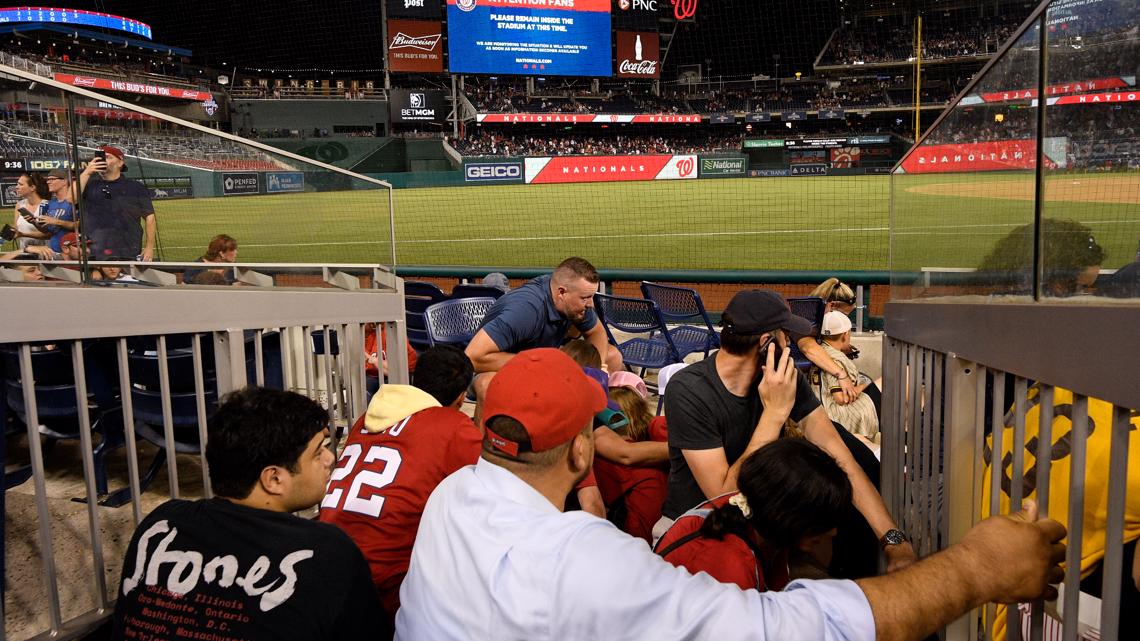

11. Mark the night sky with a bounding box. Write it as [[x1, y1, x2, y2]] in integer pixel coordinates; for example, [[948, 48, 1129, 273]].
[[33, 1, 854, 77]]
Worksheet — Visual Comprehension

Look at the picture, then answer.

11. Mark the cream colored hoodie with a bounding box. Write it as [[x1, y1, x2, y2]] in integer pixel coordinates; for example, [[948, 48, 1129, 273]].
[[363, 385, 440, 433]]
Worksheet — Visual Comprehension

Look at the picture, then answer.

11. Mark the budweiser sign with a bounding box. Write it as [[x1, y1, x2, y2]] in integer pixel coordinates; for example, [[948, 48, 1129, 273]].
[[616, 31, 660, 79], [52, 73, 211, 101], [390, 32, 440, 51], [387, 19, 444, 73]]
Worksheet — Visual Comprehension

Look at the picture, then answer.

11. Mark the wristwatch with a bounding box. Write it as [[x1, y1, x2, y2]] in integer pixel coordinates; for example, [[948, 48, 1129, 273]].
[[880, 528, 909, 549]]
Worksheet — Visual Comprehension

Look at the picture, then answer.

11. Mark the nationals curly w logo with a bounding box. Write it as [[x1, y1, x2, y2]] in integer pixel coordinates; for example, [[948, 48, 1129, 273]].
[[672, 0, 697, 20], [676, 157, 694, 177]]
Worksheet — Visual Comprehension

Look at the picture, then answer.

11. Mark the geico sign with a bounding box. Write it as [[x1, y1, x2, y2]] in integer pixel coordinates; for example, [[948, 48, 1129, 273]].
[[465, 163, 522, 181]]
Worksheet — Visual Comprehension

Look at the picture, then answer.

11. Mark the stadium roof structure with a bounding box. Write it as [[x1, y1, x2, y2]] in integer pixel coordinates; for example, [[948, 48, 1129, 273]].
[[0, 22, 191, 56]]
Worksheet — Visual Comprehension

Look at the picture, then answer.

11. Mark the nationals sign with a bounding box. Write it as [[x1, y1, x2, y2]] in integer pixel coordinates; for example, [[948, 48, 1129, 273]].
[[53, 74, 211, 101], [477, 113, 700, 124], [524, 155, 698, 183], [899, 140, 1053, 174], [387, 19, 445, 72]]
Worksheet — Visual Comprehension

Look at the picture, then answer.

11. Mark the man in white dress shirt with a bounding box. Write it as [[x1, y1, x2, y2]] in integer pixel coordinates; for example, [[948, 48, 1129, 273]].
[[397, 348, 1066, 641]]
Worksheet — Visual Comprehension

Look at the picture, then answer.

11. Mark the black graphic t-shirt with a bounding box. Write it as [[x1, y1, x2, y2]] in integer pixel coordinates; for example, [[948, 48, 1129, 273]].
[[113, 498, 382, 641]]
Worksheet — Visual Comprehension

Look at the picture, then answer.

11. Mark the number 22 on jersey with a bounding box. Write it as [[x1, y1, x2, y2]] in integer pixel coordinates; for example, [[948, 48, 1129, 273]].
[[321, 441, 403, 518]]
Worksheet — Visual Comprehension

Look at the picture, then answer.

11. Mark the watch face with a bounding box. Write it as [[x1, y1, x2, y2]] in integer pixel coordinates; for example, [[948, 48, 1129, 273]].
[[883, 529, 907, 546]]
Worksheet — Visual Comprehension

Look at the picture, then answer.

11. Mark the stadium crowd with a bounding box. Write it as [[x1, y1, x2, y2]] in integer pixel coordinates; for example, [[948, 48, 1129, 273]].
[[451, 132, 742, 156], [94, 256, 1073, 641], [822, 13, 1022, 65]]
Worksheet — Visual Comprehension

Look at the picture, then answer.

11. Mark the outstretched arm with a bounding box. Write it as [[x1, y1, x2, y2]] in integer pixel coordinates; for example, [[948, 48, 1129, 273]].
[[857, 501, 1065, 641]]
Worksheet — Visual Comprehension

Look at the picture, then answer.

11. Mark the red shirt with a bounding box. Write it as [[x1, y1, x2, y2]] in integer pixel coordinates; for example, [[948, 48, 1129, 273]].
[[318, 407, 481, 617], [593, 453, 667, 543], [654, 493, 790, 592]]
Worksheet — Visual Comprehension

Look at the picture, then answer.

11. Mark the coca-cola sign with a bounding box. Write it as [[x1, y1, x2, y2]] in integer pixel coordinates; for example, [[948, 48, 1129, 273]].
[[616, 31, 660, 79], [387, 19, 444, 73]]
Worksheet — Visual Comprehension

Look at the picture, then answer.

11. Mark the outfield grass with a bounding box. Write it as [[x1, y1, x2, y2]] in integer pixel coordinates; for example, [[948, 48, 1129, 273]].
[[151, 171, 1140, 272]]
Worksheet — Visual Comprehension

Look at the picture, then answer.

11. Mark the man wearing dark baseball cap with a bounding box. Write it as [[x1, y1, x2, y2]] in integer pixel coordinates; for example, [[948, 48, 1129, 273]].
[[79, 145, 157, 261], [395, 348, 1067, 641], [660, 289, 917, 574]]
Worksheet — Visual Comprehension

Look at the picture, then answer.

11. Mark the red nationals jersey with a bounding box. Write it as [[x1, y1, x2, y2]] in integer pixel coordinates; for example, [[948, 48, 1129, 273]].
[[318, 407, 481, 617]]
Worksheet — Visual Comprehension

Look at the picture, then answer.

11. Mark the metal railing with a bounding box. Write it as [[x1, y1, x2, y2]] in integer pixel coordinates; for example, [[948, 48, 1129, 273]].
[[882, 299, 1139, 641], [1, 269, 408, 640]]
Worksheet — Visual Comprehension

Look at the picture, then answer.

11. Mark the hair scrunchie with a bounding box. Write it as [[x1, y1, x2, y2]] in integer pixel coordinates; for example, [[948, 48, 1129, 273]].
[[728, 493, 752, 519]]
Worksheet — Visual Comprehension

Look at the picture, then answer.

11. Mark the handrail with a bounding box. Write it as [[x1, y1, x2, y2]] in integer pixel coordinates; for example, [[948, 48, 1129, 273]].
[[395, 265, 893, 286]]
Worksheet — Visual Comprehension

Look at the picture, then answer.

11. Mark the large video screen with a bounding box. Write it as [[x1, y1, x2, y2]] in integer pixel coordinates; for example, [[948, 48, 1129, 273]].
[[0, 7, 152, 39], [446, 0, 611, 77]]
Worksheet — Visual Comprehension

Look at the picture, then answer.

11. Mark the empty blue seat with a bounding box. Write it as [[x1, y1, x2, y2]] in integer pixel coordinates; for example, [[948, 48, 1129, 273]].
[[640, 282, 720, 359], [593, 293, 683, 375], [451, 283, 506, 300], [404, 281, 448, 351], [787, 296, 826, 370], [424, 297, 497, 348]]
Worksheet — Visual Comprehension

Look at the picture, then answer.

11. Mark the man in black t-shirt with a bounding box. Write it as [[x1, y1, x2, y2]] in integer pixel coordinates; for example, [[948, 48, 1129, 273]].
[[660, 289, 917, 573], [79, 146, 156, 260], [113, 387, 384, 641]]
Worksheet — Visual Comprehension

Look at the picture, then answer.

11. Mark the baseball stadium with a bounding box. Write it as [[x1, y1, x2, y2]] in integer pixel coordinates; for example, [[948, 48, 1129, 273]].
[[0, 0, 1137, 640]]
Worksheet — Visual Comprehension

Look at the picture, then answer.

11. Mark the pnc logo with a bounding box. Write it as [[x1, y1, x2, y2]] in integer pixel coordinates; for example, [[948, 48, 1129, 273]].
[[676, 157, 694, 177]]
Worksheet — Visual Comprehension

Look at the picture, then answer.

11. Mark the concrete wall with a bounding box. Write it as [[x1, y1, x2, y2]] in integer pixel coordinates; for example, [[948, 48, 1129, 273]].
[[231, 100, 389, 136]]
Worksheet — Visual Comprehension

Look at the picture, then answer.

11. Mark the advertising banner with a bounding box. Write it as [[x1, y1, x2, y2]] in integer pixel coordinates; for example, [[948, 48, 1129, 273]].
[[446, 0, 612, 77], [977, 76, 1133, 103], [615, 31, 660, 78], [745, 112, 771, 123], [476, 113, 700, 124], [464, 161, 524, 183], [708, 114, 735, 124], [266, 172, 305, 193], [222, 173, 259, 196], [387, 19, 445, 73], [899, 140, 1048, 173], [53, 73, 211, 101], [387, 0, 442, 19], [743, 139, 784, 148], [390, 89, 448, 124], [818, 108, 845, 120], [1052, 91, 1139, 105], [612, 0, 660, 29], [782, 111, 807, 121], [749, 169, 790, 177], [830, 147, 861, 169], [1, 180, 20, 206], [790, 164, 829, 176], [142, 176, 194, 200], [524, 154, 698, 184], [699, 156, 747, 177]]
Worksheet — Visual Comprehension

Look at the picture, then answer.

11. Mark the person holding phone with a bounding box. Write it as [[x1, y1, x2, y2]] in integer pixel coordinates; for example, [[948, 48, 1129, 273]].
[[10, 172, 51, 250], [79, 146, 156, 261], [658, 289, 916, 575]]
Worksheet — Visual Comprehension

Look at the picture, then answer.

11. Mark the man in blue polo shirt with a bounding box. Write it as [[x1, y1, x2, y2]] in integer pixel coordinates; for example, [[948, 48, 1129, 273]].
[[466, 257, 621, 416]]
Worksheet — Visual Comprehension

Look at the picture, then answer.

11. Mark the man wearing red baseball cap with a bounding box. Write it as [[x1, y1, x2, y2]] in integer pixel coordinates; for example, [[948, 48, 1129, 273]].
[[79, 145, 157, 261], [395, 348, 1067, 641]]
